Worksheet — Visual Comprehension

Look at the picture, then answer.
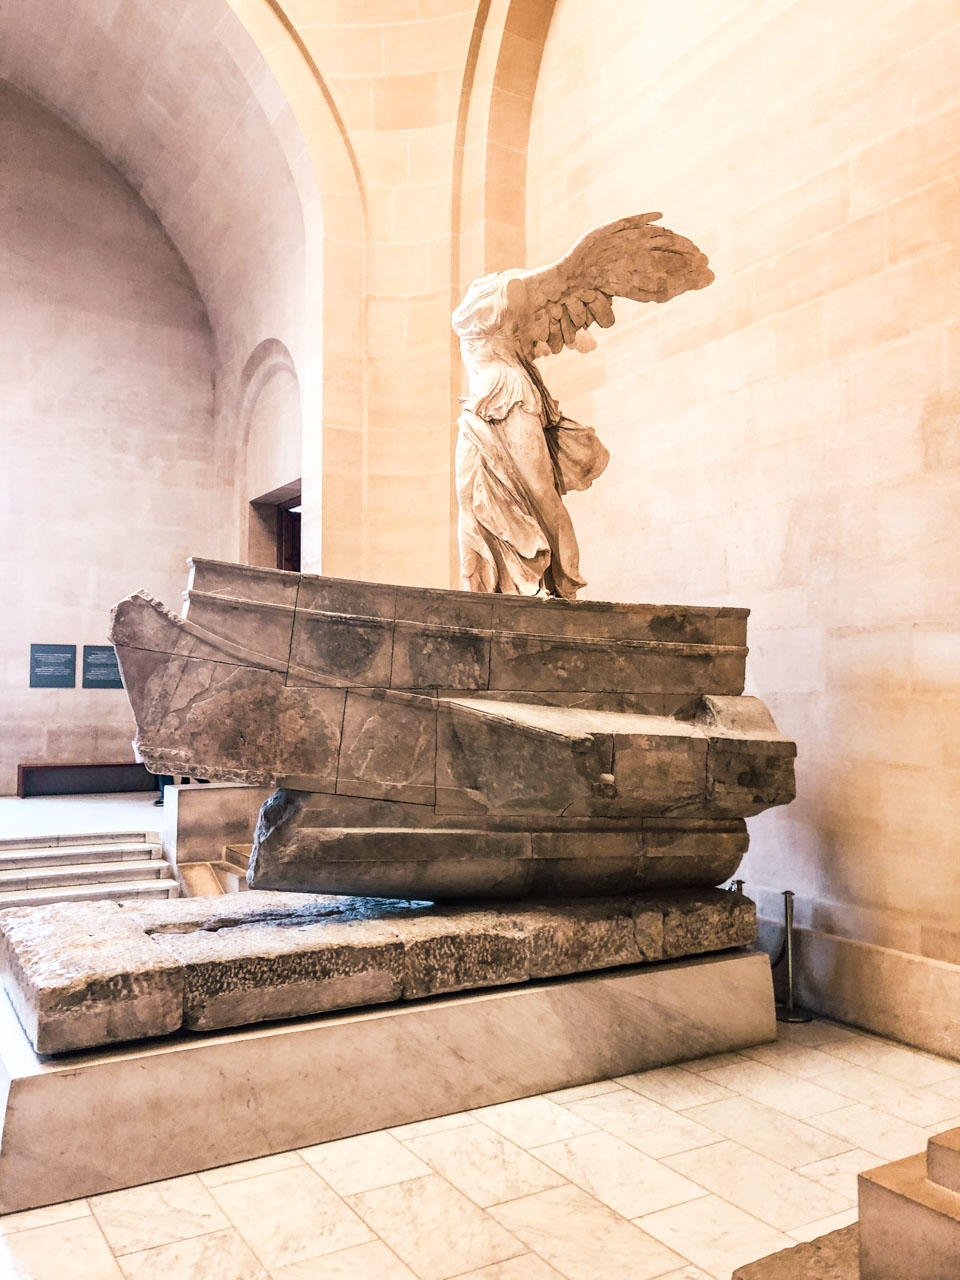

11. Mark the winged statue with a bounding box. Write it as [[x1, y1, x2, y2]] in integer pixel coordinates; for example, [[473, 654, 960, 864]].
[[452, 213, 714, 598]]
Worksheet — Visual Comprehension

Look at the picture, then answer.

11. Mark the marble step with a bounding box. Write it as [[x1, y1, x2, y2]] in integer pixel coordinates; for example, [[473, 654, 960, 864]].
[[0, 842, 163, 871], [0, 859, 172, 892], [0, 830, 156, 852], [927, 1127, 960, 1193], [859, 1146, 960, 1279], [0, 879, 178, 910]]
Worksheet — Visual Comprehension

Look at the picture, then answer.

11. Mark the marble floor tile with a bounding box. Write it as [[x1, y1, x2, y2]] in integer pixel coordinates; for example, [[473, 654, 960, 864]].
[[533, 1129, 706, 1218], [472, 1096, 596, 1148], [815, 1035, 960, 1087], [545, 1080, 623, 1104], [813, 1062, 960, 1126], [659, 1270, 715, 1280], [89, 1175, 230, 1255], [270, 1239, 417, 1279], [808, 1103, 931, 1160], [775, 1020, 858, 1048], [456, 1254, 568, 1278], [679, 1053, 749, 1075], [346, 1174, 523, 1280], [615, 1065, 734, 1110], [565, 1089, 719, 1158], [786, 1208, 858, 1243], [116, 1228, 268, 1280], [389, 1112, 480, 1140], [209, 1165, 374, 1270], [199, 1152, 304, 1188], [929, 1075, 960, 1101], [299, 1131, 431, 1195], [927, 1116, 960, 1134], [402, 1122, 565, 1206], [794, 1147, 882, 1200], [699, 1059, 848, 1119], [664, 1139, 851, 1231], [638, 1194, 793, 1279], [0, 1216, 124, 1280], [738, 1042, 840, 1079], [684, 1096, 853, 1167], [0, 1198, 90, 1235], [490, 1184, 685, 1280]]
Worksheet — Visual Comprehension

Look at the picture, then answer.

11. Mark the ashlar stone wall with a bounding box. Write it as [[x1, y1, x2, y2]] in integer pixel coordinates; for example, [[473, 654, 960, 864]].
[[0, 82, 222, 795], [525, 0, 960, 1029]]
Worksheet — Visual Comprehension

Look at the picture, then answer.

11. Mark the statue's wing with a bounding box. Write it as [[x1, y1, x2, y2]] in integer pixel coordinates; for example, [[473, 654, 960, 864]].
[[519, 213, 713, 355]]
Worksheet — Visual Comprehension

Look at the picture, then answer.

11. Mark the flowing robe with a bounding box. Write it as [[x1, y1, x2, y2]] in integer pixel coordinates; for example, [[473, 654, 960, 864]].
[[453, 274, 609, 598]]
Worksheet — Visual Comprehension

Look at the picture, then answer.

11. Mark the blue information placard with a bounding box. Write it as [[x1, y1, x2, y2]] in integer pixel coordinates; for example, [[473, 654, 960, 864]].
[[29, 644, 76, 689], [82, 645, 124, 690]]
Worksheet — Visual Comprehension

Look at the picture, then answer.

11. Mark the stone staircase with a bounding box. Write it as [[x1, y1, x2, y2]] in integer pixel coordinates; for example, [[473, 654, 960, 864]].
[[0, 831, 179, 909]]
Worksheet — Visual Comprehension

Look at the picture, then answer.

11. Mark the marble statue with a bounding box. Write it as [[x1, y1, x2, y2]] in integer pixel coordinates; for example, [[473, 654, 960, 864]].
[[452, 213, 714, 598]]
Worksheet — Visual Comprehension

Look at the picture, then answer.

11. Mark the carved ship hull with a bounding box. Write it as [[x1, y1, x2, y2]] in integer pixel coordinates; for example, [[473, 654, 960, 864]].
[[110, 558, 796, 901]]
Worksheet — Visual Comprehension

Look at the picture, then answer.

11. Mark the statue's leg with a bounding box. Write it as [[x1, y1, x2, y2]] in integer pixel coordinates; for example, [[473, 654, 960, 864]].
[[499, 408, 587, 598]]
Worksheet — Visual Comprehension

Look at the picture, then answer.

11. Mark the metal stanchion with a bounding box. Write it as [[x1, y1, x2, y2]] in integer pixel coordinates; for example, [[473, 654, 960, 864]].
[[774, 889, 811, 1023]]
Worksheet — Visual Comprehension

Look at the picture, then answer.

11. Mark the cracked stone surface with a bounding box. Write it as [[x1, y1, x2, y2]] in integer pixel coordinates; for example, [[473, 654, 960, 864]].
[[732, 1224, 858, 1278], [0, 890, 756, 1052]]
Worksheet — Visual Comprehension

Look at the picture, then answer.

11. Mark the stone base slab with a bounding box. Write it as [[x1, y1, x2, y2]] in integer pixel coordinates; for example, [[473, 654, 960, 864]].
[[0, 950, 775, 1213]]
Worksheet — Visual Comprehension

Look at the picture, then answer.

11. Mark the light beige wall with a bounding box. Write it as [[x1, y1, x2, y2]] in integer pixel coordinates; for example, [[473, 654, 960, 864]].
[[0, 82, 220, 794], [526, 0, 960, 1020]]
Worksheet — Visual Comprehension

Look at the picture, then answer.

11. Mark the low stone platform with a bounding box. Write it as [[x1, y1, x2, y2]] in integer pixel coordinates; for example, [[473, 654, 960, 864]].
[[0, 887, 754, 1053], [0, 949, 775, 1212]]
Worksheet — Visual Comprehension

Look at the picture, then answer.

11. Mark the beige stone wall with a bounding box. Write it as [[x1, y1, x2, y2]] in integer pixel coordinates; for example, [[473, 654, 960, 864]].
[[0, 82, 221, 794], [526, 1, 960, 984]]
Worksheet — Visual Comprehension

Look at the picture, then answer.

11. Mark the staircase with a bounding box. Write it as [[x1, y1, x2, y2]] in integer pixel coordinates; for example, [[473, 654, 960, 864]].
[[0, 831, 179, 909]]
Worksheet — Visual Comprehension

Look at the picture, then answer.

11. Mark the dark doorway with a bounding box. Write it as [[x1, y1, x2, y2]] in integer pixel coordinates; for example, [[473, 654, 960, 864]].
[[248, 480, 301, 572], [277, 500, 301, 572]]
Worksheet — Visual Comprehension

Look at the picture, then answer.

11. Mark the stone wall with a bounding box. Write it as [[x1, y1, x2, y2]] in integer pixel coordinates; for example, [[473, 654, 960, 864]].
[[525, 0, 960, 1037], [0, 82, 221, 794]]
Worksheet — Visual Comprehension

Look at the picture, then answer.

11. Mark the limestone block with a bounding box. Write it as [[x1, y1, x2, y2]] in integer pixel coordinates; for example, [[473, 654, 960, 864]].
[[641, 889, 756, 958], [335, 688, 437, 804], [0, 901, 182, 1054], [435, 699, 614, 817], [156, 918, 406, 1031], [296, 576, 397, 620], [391, 619, 490, 689], [521, 900, 662, 977], [488, 633, 741, 695], [731, 1224, 857, 1278], [399, 909, 530, 998], [289, 609, 394, 686]]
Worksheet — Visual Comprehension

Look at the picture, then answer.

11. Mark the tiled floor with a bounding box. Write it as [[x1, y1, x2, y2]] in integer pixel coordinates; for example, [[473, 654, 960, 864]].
[[2, 1018, 958, 1280]]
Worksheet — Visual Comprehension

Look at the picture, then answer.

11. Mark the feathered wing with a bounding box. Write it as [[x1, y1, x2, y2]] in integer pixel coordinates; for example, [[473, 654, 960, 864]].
[[518, 213, 714, 356]]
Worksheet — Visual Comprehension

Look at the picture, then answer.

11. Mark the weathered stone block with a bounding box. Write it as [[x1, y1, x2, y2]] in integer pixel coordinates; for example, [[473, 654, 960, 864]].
[[648, 889, 756, 957], [289, 610, 393, 686], [0, 901, 182, 1054], [156, 918, 405, 1031], [335, 688, 437, 804], [391, 620, 490, 690], [399, 909, 530, 998], [522, 900, 661, 977]]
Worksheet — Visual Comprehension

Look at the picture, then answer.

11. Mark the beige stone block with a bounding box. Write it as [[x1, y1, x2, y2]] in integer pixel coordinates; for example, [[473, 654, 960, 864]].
[[382, 13, 473, 75], [851, 103, 960, 218], [372, 72, 443, 132], [732, 164, 850, 273], [393, 183, 452, 241], [887, 172, 960, 265]]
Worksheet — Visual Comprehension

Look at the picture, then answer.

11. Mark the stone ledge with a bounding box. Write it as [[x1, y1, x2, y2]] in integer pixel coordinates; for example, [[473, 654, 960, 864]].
[[0, 888, 755, 1053]]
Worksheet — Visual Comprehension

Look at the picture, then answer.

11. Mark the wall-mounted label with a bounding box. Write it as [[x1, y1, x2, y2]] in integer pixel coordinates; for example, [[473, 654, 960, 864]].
[[82, 645, 123, 690], [29, 644, 76, 688]]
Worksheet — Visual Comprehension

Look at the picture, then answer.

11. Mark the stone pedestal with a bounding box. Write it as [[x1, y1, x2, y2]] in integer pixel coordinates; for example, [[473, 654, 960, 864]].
[[0, 949, 775, 1213]]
